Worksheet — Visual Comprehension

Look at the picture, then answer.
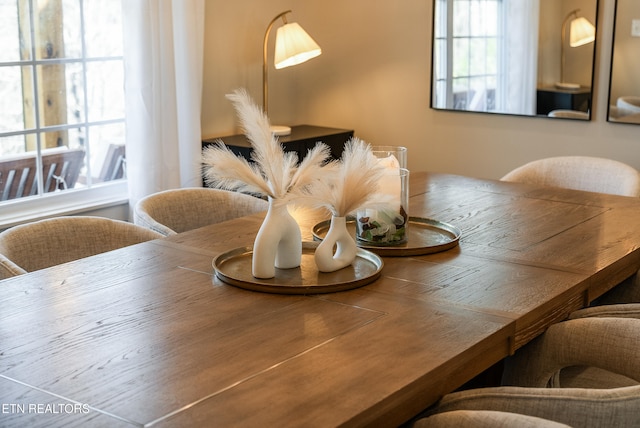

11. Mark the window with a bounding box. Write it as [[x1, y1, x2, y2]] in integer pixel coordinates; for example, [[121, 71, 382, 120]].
[[433, 0, 502, 112], [0, 0, 126, 219]]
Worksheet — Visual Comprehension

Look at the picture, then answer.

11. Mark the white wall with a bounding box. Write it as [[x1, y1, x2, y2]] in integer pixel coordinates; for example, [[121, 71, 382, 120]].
[[201, 0, 640, 180]]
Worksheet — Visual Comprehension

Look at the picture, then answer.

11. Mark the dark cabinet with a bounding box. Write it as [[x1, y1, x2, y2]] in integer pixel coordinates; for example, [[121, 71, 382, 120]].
[[202, 125, 354, 162], [536, 87, 591, 115]]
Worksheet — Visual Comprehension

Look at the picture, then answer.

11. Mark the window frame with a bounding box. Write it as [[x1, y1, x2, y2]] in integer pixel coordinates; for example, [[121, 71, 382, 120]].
[[432, 0, 504, 112], [0, 0, 128, 227]]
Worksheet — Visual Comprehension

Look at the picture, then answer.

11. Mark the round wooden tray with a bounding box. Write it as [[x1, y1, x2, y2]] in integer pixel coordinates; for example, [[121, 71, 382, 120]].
[[312, 216, 461, 257], [213, 241, 383, 295]]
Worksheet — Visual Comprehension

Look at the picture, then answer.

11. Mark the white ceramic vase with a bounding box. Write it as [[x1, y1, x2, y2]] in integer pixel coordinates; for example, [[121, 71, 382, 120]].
[[315, 216, 358, 273], [252, 198, 302, 279]]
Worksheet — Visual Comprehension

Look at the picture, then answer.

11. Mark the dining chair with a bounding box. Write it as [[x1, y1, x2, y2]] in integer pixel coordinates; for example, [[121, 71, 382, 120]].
[[415, 316, 640, 428], [0, 216, 163, 273], [547, 109, 589, 120], [415, 386, 640, 428], [133, 187, 268, 236], [543, 303, 640, 389], [617, 96, 640, 115], [0, 253, 24, 280], [500, 156, 640, 197], [415, 409, 571, 427]]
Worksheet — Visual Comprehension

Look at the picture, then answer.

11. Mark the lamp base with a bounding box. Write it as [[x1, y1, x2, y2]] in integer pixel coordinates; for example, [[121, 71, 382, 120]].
[[270, 125, 292, 136], [554, 82, 581, 90]]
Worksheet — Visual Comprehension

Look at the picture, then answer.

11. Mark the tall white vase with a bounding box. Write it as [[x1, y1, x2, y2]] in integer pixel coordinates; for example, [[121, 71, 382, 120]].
[[252, 198, 302, 279], [315, 216, 358, 273]]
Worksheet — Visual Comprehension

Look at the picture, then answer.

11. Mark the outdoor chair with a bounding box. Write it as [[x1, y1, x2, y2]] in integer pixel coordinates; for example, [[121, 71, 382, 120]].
[[0, 147, 85, 201]]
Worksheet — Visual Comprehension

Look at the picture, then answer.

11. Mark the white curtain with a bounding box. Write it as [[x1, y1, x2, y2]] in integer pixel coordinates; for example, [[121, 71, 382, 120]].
[[502, 0, 539, 115], [122, 0, 205, 214]]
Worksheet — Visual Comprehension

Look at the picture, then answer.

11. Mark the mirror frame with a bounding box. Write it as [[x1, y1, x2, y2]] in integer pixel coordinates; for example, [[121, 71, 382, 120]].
[[607, 0, 640, 125], [430, 0, 600, 121]]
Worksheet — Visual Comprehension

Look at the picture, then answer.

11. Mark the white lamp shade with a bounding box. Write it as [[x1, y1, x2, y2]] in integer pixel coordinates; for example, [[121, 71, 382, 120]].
[[274, 22, 322, 69], [569, 17, 595, 47]]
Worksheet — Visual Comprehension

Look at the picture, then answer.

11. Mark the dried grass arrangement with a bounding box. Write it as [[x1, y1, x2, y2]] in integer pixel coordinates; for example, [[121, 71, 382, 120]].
[[290, 138, 387, 217], [201, 88, 331, 279], [293, 138, 388, 272], [202, 88, 389, 277]]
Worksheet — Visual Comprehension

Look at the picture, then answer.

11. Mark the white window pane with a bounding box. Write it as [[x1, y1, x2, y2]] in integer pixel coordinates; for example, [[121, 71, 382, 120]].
[[0, 0, 22, 62], [61, 0, 83, 58], [87, 61, 124, 122], [84, 0, 123, 58], [0, 66, 28, 133], [0, 135, 27, 157], [66, 62, 86, 123]]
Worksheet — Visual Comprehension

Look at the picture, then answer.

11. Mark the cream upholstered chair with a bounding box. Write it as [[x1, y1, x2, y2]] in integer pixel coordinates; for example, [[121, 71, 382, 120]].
[[617, 96, 640, 115], [500, 156, 640, 197], [547, 109, 589, 120], [0, 216, 163, 274], [415, 317, 640, 428], [415, 409, 571, 427], [542, 304, 640, 389], [415, 386, 640, 428], [0, 253, 24, 280], [134, 188, 268, 236]]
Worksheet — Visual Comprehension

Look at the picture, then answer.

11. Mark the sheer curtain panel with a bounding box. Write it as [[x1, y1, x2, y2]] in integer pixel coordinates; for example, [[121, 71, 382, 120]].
[[122, 0, 205, 213], [502, 0, 539, 115]]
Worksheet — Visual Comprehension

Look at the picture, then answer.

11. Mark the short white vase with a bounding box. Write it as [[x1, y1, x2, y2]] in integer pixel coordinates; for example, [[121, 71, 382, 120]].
[[252, 198, 302, 279], [315, 216, 358, 273]]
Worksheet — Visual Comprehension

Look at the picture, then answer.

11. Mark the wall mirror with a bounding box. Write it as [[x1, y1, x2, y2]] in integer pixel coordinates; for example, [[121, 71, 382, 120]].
[[607, 0, 640, 124], [431, 0, 599, 121]]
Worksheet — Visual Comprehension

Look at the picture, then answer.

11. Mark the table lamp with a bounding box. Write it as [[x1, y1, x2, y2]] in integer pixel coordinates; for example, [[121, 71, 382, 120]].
[[263, 10, 321, 136], [556, 9, 595, 90]]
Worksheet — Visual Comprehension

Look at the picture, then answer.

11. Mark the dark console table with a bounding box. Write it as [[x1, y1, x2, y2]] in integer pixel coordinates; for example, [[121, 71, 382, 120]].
[[536, 86, 591, 115], [202, 124, 354, 162]]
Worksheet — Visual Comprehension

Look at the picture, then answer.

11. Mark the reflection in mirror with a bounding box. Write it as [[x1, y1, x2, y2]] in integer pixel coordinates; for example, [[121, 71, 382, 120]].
[[431, 0, 598, 121], [608, 0, 640, 124]]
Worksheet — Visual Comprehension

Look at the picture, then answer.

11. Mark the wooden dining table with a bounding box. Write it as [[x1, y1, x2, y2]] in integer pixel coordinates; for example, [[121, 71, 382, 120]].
[[2, 171, 640, 427]]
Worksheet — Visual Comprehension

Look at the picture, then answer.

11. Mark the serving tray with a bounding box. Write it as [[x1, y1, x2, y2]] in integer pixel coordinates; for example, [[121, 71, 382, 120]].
[[313, 216, 461, 257], [213, 241, 383, 294]]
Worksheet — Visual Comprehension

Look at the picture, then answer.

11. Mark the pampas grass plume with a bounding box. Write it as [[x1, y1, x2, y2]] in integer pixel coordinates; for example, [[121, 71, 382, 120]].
[[293, 138, 388, 217], [202, 88, 331, 201]]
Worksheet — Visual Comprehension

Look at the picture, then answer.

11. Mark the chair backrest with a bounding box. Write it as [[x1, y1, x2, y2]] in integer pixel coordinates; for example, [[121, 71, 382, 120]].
[[98, 143, 126, 182], [617, 96, 640, 115], [415, 409, 571, 428], [547, 110, 589, 120], [0, 216, 163, 273], [500, 156, 640, 197], [0, 148, 85, 201], [134, 188, 268, 236], [418, 385, 640, 428]]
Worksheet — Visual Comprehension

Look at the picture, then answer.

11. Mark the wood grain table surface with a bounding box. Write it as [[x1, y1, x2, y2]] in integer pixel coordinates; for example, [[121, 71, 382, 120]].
[[2, 171, 640, 427]]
